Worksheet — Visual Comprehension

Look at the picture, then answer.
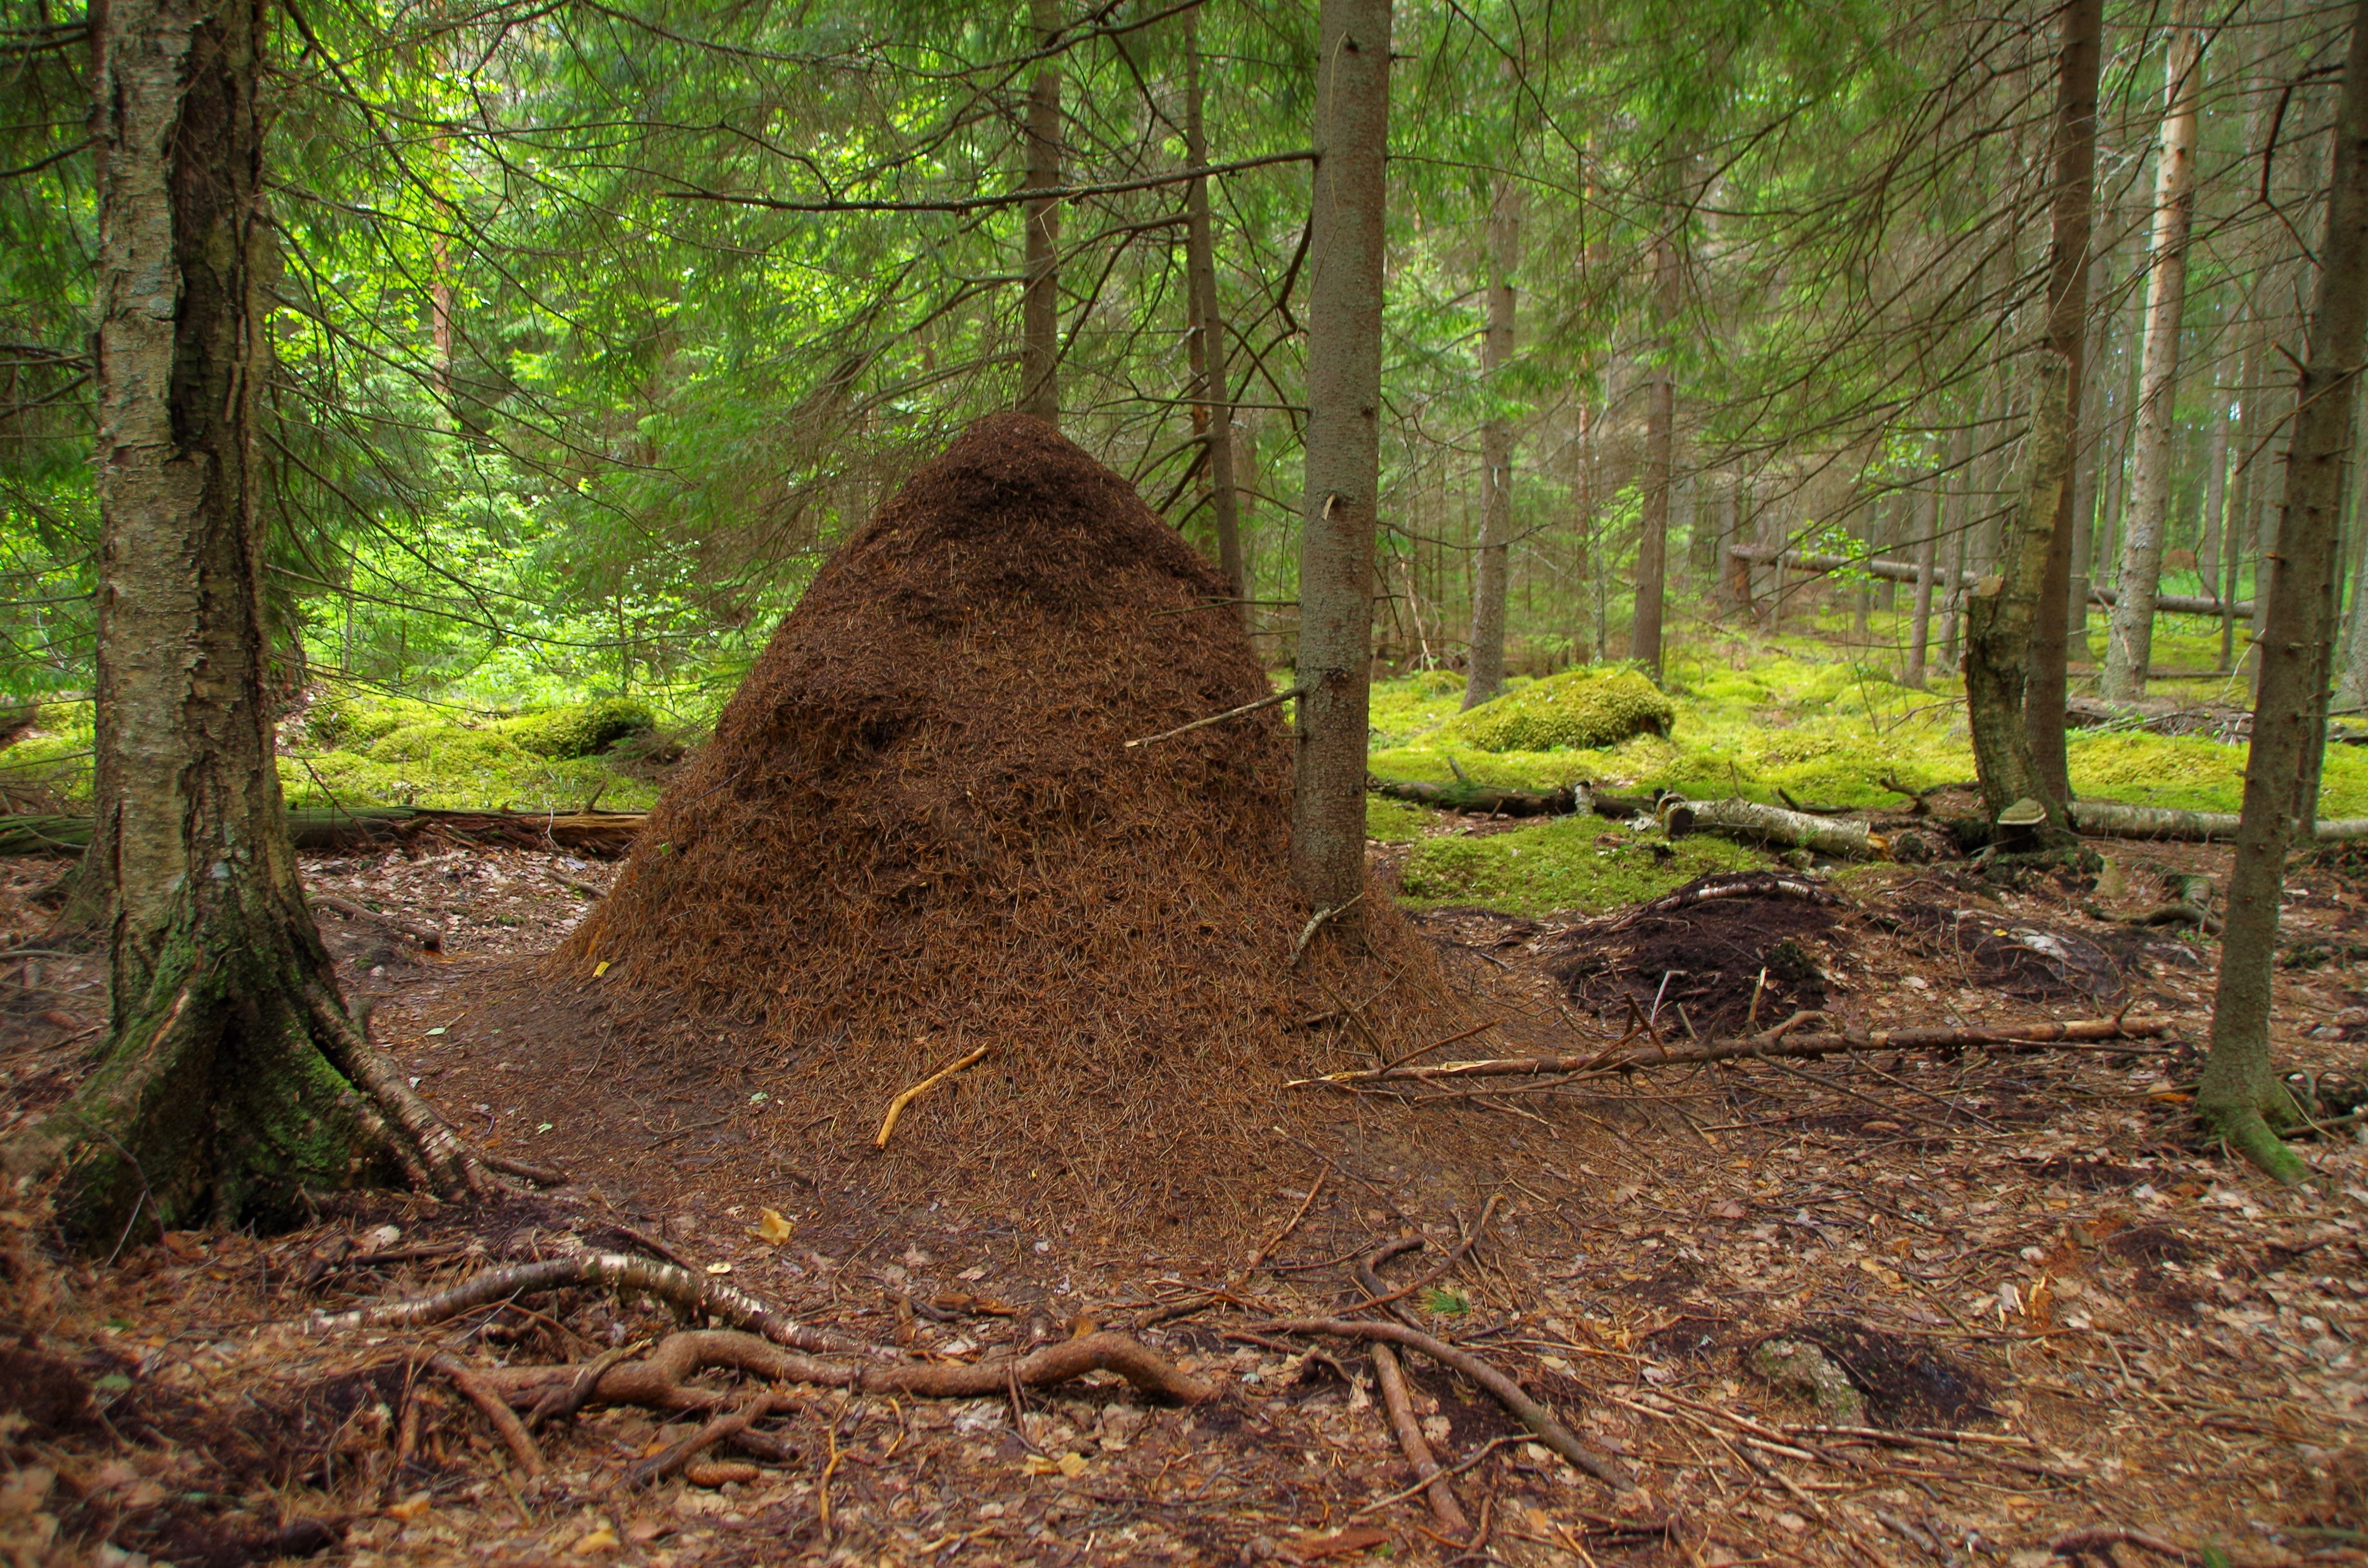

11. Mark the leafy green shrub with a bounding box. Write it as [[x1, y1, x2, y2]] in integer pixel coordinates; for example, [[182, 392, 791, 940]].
[[1439, 667, 1675, 753], [495, 698, 654, 759]]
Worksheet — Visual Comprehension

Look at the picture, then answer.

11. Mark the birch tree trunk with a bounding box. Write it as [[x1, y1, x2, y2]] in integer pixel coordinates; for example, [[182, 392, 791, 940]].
[[2206, 0, 2368, 1183], [2102, 7, 2207, 698], [1019, 0, 1063, 426], [1464, 175, 1518, 710], [1, 0, 500, 1245], [1183, 14, 1246, 624], [1292, 0, 1390, 920]]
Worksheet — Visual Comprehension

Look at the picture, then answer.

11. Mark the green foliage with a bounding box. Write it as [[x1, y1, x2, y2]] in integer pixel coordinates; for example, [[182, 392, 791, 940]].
[[1398, 815, 1763, 918], [1439, 667, 1676, 753], [494, 698, 655, 759], [1365, 796, 1434, 844]]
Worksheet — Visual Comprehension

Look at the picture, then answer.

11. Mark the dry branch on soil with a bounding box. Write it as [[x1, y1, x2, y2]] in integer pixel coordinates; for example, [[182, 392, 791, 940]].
[[1287, 1014, 2173, 1087]]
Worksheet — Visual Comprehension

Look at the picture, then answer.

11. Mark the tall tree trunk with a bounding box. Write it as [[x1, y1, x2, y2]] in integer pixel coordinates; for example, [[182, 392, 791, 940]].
[[1631, 192, 1683, 681], [3, 0, 495, 1244], [1463, 176, 1518, 709], [1292, 0, 1389, 920], [2025, 0, 2103, 802], [1019, 0, 1063, 426], [1907, 475, 1939, 686], [2069, 240, 2115, 652], [1941, 421, 1973, 669], [2102, 6, 2207, 698], [2200, 367, 2233, 642], [1183, 14, 1246, 624], [2205, 0, 2368, 1183]]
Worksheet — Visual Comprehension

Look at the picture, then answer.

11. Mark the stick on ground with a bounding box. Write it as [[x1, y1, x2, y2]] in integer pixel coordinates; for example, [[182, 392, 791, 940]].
[[874, 1043, 991, 1150]]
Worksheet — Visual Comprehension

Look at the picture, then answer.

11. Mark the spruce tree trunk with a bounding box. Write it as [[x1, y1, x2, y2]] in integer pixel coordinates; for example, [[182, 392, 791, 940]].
[[2, 0, 500, 1245], [1019, 0, 1063, 426], [1183, 16, 1246, 624], [2102, 6, 2206, 698], [1292, 0, 1389, 919], [1907, 477, 1938, 686], [1463, 175, 1518, 710], [2204, 0, 2368, 1185], [1631, 206, 1682, 681], [2024, 0, 2102, 804]]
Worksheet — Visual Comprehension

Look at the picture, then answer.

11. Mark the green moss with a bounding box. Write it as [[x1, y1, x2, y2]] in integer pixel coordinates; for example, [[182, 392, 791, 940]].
[[1365, 796, 1433, 844], [1439, 667, 1676, 752], [495, 698, 654, 759], [307, 697, 437, 747], [1397, 814, 1766, 918]]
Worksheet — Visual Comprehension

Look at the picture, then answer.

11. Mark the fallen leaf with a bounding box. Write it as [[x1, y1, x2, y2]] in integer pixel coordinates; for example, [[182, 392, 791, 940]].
[[593, 960, 610, 977], [384, 1493, 433, 1523], [753, 1209, 795, 1245], [1290, 1525, 1392, 1559], [570, 1525, 620, 1555], [1711, 1200, 1749, 1220], [1057, 1451, 1088, 1478], [704, 1261, 732, 1275]]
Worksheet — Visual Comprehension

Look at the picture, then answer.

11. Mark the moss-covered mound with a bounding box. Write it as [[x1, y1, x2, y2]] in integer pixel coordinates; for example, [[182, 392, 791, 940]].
[[1440, 666, 1675, 753], [495, 698, 654, 759]]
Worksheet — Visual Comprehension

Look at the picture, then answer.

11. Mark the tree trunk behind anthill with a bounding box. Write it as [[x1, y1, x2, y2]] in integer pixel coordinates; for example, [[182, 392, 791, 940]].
[[1291, 0, 1389, 920], [2, 0, 494, 1245], [1630, 206, 1681, 681], [1463, 175, 1517, 710], [1183, 15, 1246, 627], [1019, 0, 1063, 426], [2204, 0, 2368, 1185]]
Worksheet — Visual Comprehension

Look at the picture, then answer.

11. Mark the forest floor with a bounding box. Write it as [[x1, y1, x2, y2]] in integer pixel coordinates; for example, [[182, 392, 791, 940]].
[[4, 806, 2367, 1568]]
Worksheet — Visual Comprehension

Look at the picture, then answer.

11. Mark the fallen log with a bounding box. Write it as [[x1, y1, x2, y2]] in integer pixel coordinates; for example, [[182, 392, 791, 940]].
[[2068, 800, 2368, 843], [0, 805, 646, 858], [1662, 796, 1888, 859], [1729, 545, 2250, 619], [1285, 1015, 2172, 1088], [1367, 775, 1583, 816]]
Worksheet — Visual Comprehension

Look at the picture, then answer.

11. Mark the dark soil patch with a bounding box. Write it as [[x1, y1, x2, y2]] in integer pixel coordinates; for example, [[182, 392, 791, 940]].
[[1897, 904, 2131, 1000], [1549, 889, 1839, 1034], [2105, 1225, 2196, 1264], [0, 1341, 96, 1437], [1789, 1319, 1991, 1425], [2021, 1155, 2150, 1190], [1644, 1310, 1736, 1362]]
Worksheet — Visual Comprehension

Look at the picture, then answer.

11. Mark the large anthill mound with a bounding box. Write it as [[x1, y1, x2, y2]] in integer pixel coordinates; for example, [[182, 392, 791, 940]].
[[564, 414, 1468, 1237]]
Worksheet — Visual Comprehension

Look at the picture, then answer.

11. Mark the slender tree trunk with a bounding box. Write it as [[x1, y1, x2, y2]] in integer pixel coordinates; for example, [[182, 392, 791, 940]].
[[2069, 239, 2114, 651], [1907, 475, 1939, 686], [1464, 177, 1518, 709], [1631, 193, 1683, 681], [1183, 15, 1246, 624], [2205, 0, 2368, 1183], [3, 0, 492, 1244], [1019, 0, 1063, 426], [2201, 367, 2233, 633], [1941, 421, 1973, 669], [1292, 0, 1389, 919], [2102, 7, 2207, 698]]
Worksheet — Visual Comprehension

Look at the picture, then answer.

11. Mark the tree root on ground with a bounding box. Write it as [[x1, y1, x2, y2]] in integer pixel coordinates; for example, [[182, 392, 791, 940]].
[[1354, 1245, 1471, 1536], [1250, 1317, 1626, 1486]]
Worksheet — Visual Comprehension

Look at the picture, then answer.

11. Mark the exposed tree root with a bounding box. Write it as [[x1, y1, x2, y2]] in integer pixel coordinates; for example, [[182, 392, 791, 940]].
[[1250, 1317, 1626, 1485], [2050, 1525, 2198, 1563], [431, 1353, 544, 1476], [624, 1397, 766, 1487], [2201, 1102, 2311, 1186], [1355, 1248, 1470, 1536], [311, 894, 444, 952], [308, 1253, 868, 1355]]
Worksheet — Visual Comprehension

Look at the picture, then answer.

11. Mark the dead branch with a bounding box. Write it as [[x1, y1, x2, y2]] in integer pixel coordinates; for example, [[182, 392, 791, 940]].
[[1126, 686, 1305, 748], [874, 1042, 991, 1150], [1251, 1317, 1625, 1485], [2051, 1527, 2198, 1563], [313, 894, 444, 951], [1354, 1250, 1469, 1536], [1367, 776, 1581, 817], [430, 1354, 543, 1477], [308, 1252, 869, 1356], [1288, 1015, 2173, 1089], [1344, 1196, 1500, 1316]]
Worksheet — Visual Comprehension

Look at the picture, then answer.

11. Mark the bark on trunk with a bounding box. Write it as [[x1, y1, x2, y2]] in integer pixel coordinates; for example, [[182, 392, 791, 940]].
[[1183, 16, 1246, 625], [1964, 352, 2074, 832], [1292, 0, 1390, 919], [2, 0, 504, 1245], [2025, 0, 2104, 804], [1907, 477, 1939, 686], [2101, 7, 2206, 698], [2204, 0, 2368, 1184], [1661, 797, 1889, 860], [1630, 206, 1682, 681], [1462, 176, 1518, 710], [1019, 0, 1063, 426]]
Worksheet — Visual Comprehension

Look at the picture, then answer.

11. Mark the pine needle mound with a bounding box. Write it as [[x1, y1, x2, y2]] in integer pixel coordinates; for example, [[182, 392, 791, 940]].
[[563, 414, 1466, 1238], [1440, 667, 1676, 752]]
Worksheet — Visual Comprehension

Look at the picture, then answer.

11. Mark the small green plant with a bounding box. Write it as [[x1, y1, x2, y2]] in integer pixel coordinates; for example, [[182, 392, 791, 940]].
[[1420, 1286, 1470, 1316]]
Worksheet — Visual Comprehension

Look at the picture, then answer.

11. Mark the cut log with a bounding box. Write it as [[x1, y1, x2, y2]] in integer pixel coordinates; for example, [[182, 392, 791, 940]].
[[0, 806, 647, 859], [1662, 796, 1888, 859], [1285, 1015, 2173, 1088], [1367, 776, 1583, 816], [1728, 545, 2250, 619]]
